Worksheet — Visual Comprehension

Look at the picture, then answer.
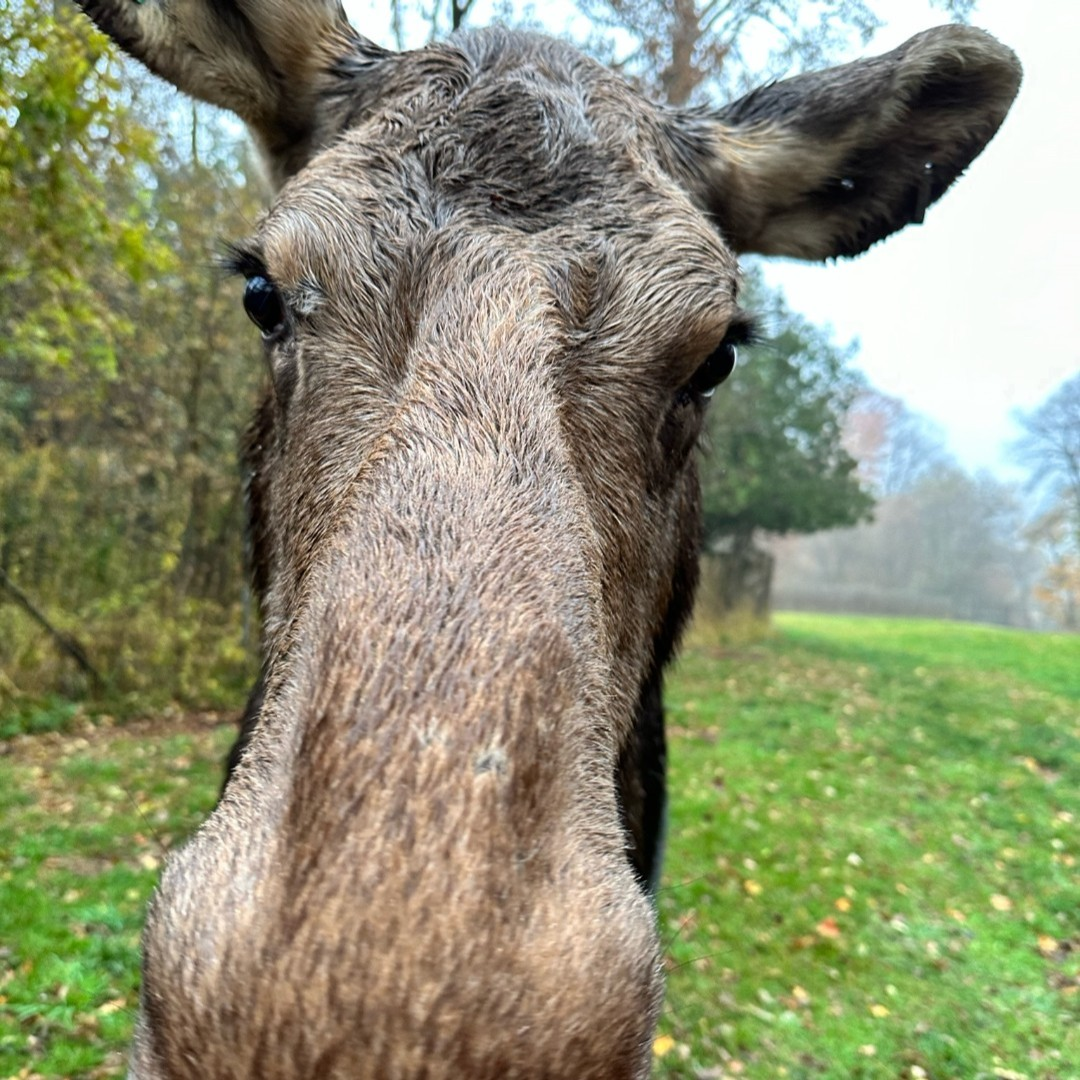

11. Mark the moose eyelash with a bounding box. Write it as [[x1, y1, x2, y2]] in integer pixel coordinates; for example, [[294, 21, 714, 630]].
[[724, 311, 762, 349], [221, 242, 271, 281]]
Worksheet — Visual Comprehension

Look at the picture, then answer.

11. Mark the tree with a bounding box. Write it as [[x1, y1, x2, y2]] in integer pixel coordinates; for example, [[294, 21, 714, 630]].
[[844, 389, 952, 497], [1011, 373, 1080, 630], [772, 448, 1040, 627], [575, 0, 978, 105], [388, 0, 485, 48], [1025, 506, 1080, 631], [1, 3, 264, 705], [698, 270, 873, 612], [1011, 372, 1080, 540], [0, 3, 168, 381]]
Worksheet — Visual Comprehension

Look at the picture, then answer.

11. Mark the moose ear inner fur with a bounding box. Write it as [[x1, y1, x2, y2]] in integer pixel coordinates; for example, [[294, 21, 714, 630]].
[[76, 0, 388, 185], [666, 25, 1022, 261]]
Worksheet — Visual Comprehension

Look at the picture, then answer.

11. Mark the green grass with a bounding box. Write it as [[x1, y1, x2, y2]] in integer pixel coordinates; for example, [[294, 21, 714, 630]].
[[0, 717, 236, 1079], [655, 613, 1080, 1079], [1, 615, 1077, 1078]]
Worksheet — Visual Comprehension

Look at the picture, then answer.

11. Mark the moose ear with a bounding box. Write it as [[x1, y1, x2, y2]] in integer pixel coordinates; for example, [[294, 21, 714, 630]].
[[665, 26, 1021, 260], [76, 0, 387, 184]]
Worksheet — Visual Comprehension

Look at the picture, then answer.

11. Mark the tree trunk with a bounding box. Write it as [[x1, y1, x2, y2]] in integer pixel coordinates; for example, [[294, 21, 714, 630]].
[[0, 567, 102, 686], [698, 531, 775, 617], [662, 0, 704, 105]]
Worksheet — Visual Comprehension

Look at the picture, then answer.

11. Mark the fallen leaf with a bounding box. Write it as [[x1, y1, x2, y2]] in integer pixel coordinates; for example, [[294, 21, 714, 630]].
[[1037, 935, 1058, 956], [858, 1045, 877, 1057], [990, 894, 1013, 912], [869, 1003, 890, 1018], [816, 917, 842, 940], [835, 897, 852, 912], [652, 1035, 675, 1058], [744, 879, 763, 897]]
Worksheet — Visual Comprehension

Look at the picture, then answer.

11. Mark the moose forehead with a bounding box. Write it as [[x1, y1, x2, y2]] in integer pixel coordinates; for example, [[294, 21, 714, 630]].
[[250, 30, 739, 328]]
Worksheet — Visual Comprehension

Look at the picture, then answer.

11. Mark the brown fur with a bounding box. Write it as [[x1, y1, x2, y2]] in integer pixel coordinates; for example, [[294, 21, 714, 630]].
[[72, 5, 1020, 1078]]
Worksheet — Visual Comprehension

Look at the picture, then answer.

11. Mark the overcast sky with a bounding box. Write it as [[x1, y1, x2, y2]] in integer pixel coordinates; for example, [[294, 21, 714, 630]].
[[345, 0, 1076, 476]]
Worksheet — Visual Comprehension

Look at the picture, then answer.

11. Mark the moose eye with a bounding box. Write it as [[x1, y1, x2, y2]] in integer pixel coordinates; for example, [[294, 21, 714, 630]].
[[686, 341, 738, 399], [243, 275, 286, 337]]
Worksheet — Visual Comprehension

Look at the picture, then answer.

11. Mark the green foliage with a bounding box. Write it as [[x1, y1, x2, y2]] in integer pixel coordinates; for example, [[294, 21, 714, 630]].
[[700, 269, 873, 545], [0, 696, 79, 741], [1, 4, 265, 711], [0, 4, 167, 377]]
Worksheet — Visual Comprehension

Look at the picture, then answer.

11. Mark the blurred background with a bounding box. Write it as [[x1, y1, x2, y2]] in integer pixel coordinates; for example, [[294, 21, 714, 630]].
[[1, 0, 1076, 722]]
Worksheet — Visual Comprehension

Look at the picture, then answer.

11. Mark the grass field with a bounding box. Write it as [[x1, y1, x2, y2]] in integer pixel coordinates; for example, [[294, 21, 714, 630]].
[[1, 614, 1078, 1079]]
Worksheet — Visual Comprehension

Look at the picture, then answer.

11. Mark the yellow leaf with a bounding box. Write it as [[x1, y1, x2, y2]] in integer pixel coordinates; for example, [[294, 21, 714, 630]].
[[744, 879, 763, 897], [834, 897, 852, 912], [1037, 934, 1058, 956], [869, 1003, 890, 1018], [990, 894, 1013, 912], [858, 1045, 877, 1057], [652, 1036, 675, 1058]]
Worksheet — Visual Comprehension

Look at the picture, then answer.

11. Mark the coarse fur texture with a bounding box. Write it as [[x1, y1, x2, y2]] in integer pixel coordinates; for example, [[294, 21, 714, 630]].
[[72, 3, 1021, 1078]]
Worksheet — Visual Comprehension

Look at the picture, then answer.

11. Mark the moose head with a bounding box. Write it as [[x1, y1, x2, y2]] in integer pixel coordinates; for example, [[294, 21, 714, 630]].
[[75, 2, 1020, 1077]]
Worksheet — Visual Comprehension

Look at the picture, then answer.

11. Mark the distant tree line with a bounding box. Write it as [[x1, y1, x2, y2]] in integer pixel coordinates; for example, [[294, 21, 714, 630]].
[[772, 383, 1080, 630], [6, 0, 1071, 716]]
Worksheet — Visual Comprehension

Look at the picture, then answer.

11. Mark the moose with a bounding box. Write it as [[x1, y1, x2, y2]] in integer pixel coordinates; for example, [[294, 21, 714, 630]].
[[74, 2, 1019, 1077]]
